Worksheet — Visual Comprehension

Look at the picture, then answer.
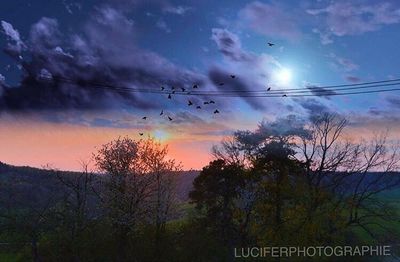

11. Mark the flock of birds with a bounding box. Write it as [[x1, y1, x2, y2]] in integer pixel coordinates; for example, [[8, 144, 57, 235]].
[[139, 83, 223, 136], [138, 42, 277, 136]]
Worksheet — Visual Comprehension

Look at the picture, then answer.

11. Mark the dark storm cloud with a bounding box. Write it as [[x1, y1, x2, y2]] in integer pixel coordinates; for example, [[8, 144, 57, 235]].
[[346, 76, 361, 83], [387, 96, 400, 108], [211, 28, 254, 62], [306, 85, 337, 99], [0, 7, 205, 111], [368, 107, 382, 116], [295, 97, 333, 123], [298, 98, 330, 115], [208, 67, 266, 110]]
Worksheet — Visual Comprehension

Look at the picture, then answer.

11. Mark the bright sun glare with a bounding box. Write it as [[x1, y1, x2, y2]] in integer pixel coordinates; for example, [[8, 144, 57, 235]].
[[153, 129, 169, 141], [275, 68, 292, 85]]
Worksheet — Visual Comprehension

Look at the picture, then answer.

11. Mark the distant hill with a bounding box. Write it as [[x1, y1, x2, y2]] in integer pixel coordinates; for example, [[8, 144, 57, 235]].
[[0, 162, 199, 205], [4, 161, 398, 208], [175, 170, 200, 201]]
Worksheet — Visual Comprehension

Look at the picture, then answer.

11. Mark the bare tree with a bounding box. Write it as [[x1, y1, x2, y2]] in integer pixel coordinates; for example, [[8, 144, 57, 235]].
[[52, 160, 97, 260], [297, 113, 400, 242], [0, 172, 59, 262], [93, 136, 181, 261], [211, 113, 400, 246]]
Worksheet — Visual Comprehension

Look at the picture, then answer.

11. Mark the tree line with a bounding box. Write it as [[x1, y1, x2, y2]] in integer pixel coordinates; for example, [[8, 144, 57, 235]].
[[1, 113, 400, 261]]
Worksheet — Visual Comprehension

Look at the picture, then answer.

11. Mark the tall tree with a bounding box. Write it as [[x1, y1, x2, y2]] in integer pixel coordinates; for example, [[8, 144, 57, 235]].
[[93, 136, 180, 261]]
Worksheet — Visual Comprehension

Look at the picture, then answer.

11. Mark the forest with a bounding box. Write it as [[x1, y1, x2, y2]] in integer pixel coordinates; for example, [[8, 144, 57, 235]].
[[1, 113, 400, 262]]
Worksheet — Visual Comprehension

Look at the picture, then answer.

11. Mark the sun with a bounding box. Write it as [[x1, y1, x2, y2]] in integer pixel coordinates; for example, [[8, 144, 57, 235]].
[[275, 68, 292, 85], [153, 129, 169, 141]]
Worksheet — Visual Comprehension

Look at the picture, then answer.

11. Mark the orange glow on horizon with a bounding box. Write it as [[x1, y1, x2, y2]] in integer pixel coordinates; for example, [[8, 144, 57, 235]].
[[2, 116, 397, 172], [0, 119, 220, 171]]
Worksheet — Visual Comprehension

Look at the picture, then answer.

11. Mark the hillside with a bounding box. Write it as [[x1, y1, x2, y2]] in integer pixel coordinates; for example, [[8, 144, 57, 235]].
[[0, 162, 199, 205]]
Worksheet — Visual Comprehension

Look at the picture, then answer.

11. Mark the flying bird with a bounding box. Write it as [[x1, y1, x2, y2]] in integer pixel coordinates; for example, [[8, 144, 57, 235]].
[[181, 87, 186, 92], [168, 116, 173, 121], [193, 84, 199, 89], [161, 86, 165, 91], [230, 75, 236, 79], [214, 110, 220, 114], [268, 42, 275, 47], [267, 87, 271, 91], [142, 117, 147, 120], [160, 110, 164, 116], [204, 101, 209, 105], [139, 133, 144, 136], [209, 100, 215, 104], [168, 94, 172, 99], [172, 90, 176, 94], [188, 100, 193, 106], [196, 106, 201, 109], [282, 94, 287, 97]]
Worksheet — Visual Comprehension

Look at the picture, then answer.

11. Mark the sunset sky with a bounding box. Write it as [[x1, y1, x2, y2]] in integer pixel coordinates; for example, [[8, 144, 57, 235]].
[[1, 0, 400, 171]]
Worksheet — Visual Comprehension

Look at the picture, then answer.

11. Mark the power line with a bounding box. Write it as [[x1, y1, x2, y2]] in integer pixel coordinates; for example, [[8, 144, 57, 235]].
[[50, 75, 400, 93], [39, 75, 400, 98]]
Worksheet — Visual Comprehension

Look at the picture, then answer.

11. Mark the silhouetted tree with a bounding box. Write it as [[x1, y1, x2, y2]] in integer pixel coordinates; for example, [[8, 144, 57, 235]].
[[94, 136, 180, 261], [190, 159, 247, 261]]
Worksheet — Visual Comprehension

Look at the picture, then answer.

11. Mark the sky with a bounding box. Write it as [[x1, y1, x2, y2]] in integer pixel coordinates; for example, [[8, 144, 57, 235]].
[[1, 0, 400, 171]]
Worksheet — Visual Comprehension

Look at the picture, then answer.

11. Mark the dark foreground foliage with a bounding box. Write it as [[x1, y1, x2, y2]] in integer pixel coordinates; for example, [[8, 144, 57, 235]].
[[1, 114, 400, 261]]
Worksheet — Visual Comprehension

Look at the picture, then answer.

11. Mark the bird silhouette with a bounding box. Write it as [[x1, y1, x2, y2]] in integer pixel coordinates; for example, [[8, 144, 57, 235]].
[[204, 101, 209, 105], [196, 106, 201, 109], [209, 100, 215, 104], [142, 117, 147, 120], [161, 86, 165, 91], [268, 42, 275, 47], [193, 84, 198, 89], [168, 116, 173, 121], [181, 87, 186, 92], [267, 87, 271, 91], [172, 90, 176, 94], [168, 94, 172, 99], [188, 100, 193, 106], [214, 110, 220, 114], [282, 94, 287, 97], [230, 75, 236, 79], [160, 110, 164, 116], [139, 133, 144, 136]]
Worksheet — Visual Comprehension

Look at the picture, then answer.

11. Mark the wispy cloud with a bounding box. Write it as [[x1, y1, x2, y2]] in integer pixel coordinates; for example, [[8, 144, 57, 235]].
[[328, 53, 359, 72], [308, 1, 400, 43], [163, 5, 192, 16], [156, 19, 171, 33], [238, 1, 301, 40]]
